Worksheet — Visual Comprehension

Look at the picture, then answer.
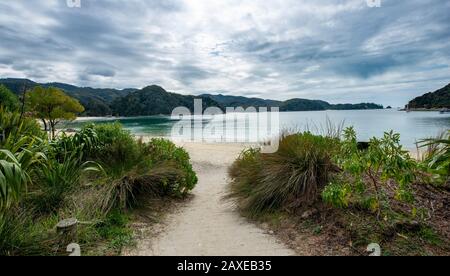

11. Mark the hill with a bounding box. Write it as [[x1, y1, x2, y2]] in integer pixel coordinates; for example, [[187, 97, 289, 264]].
[[408, 83, 450, 109], [0, 78, 384, 116], [0, 78, 136, 116], [201, 94, 282, 108], [111, 85, 223, 116], [202, 94, 383, 111]]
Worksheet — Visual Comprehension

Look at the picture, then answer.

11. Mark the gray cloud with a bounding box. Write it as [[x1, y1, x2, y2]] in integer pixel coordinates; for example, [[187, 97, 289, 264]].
[[0, 0, 449, 106]]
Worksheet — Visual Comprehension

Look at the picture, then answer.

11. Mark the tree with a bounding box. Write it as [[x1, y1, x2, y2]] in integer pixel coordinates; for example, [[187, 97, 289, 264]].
[[0, 85, 19, 111], [27, 86, 84, 139]]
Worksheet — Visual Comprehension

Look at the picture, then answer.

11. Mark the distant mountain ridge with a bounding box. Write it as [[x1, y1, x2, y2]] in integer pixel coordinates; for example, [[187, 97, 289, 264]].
[[0, 78, 136, 116], [201, 94, 383, 111], [408, 83, 450, 109], [0, 78, 384, 116]]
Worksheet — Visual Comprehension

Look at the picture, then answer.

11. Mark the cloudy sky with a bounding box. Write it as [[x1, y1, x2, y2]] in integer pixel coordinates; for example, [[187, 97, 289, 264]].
[[0, 0, 449, 106]]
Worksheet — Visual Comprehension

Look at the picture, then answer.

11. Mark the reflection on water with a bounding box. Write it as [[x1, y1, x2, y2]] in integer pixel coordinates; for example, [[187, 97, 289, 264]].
[[66, 110, 450, 149]]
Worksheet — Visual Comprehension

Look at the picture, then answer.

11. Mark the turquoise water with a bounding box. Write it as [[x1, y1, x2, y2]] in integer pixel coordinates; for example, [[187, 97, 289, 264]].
[[66, 110, 450, 149]]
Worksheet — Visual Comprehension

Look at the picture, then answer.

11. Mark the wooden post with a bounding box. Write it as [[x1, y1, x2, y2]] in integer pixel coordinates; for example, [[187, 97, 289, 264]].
[[56, 218, 79, 251]]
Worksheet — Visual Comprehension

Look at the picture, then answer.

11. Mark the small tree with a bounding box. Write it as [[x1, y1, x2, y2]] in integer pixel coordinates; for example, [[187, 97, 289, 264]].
[[324, 127, 417, 216], [0, 85, 19, 111], [27, 86, 84, 139]]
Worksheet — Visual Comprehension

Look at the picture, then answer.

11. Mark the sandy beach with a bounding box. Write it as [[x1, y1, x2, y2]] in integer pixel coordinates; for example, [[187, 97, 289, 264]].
[[124, 140, 296, 256]]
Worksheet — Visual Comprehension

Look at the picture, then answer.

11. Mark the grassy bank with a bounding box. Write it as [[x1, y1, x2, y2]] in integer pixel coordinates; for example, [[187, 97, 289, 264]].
[[228, 129, 450, 256], [0, 108, 197, 256]]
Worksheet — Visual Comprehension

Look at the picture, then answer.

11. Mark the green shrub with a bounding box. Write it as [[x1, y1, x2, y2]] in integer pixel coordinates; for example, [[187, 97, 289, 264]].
[[0, 145, 44, 211], [0, 107, 45, 148], [0, 85, 19, 112], [331, 127, 418, 213], [145, 138, 198, 196], [321, 180, 351, 208], [92, 123, 140, 175], [33, 152, 101, 213], [228, 132, 340, 215], [52, 124, 101, 159]]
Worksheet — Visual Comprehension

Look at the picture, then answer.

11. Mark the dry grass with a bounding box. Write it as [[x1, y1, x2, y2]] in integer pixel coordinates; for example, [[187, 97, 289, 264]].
[[228, 132, 340, 216]]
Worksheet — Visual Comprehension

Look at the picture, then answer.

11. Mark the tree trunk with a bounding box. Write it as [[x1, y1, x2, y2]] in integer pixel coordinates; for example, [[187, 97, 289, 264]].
[[50, 120, 56, 140], [41, 119, 48, 132]]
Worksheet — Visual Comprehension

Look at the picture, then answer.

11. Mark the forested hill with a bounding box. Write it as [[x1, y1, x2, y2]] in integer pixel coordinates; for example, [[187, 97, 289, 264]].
[[201, 94, 282, 108], [1, 78, 383, 116], [408, 83, 450, 109], [111, 85, 222, 116], [0, 78, 136, 116], [202, 94, 383, 111]]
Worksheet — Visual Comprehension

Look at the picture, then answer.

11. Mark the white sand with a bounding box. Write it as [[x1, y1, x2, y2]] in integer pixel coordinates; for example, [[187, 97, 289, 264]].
[[125, 141, 295, 256]]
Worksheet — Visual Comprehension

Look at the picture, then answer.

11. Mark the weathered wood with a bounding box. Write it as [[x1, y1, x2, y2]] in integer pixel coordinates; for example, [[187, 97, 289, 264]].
[[56, 218, 79, 250]]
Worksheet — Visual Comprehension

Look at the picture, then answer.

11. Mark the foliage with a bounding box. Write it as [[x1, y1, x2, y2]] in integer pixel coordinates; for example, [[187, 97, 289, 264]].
[[26, 86, 84, 139], [51, 124, 101, 159], [0, 85, 19, 112], [33, 152, 101, 213], [145, 138, 198, 196], [0, 150, 30, 211], [228, 132, 340, 216], [0, 107, 45, 147], [419, 130, 450, 184], [0, 111, 198, 255], [91, 123, 140, 175], [0, 208, 53, 256], [95, 209, 133, 251], [326, 127, 418, 212]]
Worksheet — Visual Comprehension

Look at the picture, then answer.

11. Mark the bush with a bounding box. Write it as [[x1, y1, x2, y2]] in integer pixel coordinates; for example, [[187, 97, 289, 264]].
[[228, 132, 340, 215], [322, 127, 418, 215], [0, 107, 45, 148], [32, 151, 101, 213], [145, 138, 198, 196], [98, 140, 198, 212], [0, 85, 19, 112], [1, 119, 198, 255], [91, 123, 140, 175], [52, 124, 101, 160]]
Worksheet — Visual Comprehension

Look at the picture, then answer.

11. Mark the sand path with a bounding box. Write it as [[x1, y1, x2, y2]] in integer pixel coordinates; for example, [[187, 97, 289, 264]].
[[126, 142, 295, 256]]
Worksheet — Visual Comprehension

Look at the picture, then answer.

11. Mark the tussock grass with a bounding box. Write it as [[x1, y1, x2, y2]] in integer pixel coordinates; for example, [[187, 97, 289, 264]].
[[228, 132, 340, 216]]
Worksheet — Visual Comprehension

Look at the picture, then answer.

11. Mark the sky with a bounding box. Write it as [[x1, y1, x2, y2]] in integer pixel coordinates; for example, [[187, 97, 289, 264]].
[[0, 0, 449, 107]]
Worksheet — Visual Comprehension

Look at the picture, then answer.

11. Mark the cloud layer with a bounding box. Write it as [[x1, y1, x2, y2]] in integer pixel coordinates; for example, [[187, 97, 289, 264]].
[[0, 0, 449, 106]]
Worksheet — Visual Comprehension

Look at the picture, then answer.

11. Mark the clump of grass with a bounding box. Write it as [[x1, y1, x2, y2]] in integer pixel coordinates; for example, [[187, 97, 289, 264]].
[[228, 132, 340, 216], [98, 163, 187, 213], [419, 130, 449, 185]]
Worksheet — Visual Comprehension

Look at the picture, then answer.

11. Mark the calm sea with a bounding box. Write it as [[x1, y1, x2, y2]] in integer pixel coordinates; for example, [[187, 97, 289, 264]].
[[67, 109, 450, 150]]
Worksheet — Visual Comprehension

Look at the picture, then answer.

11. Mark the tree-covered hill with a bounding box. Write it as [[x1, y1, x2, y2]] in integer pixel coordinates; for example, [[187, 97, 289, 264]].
[[202, 94, 383, 111], [111, 85, 223, 116], [0, 78, 136, 116], [408, 83, 450, 109], [1, 78, 384, 116], [201, 94, 282, 108]]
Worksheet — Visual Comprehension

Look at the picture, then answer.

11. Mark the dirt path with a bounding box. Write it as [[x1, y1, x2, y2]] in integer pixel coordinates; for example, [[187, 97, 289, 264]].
[[125, 143, 295, 256]]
